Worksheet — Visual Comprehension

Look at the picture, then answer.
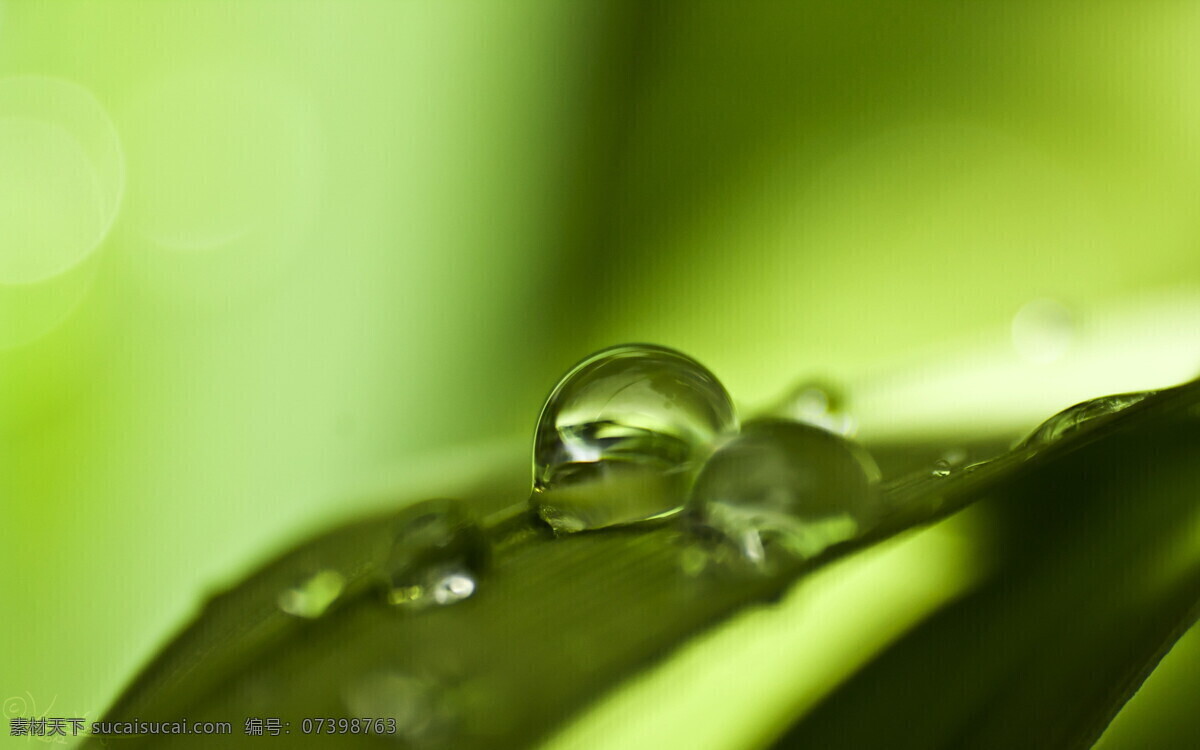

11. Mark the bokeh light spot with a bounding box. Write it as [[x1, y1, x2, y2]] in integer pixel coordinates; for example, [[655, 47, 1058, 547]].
[[120, 63, 319, 305], [1012, 298, 1077, 365], [0, 75, 123, 284]]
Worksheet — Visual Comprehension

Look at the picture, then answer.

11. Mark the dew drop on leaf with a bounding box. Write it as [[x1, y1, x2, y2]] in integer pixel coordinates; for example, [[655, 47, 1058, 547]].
[[382, 499, 488, 611], [277, 569, 345, 619], [931, 459, 952, 478], [1019, 392, 1154, 448], [941, 447, 968, 466], [531, 344, 737, 533], [685, 418, 881, 571]]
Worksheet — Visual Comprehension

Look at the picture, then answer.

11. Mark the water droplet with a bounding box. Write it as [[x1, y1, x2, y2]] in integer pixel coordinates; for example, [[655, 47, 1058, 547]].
[[772, 380, 856, 435], [1019, 391, 1153, 448], [930, 459, 952, 478], [278, 569, 345, 619], [685, 418, 881, 571], [532, 344, 737, 533], [344, 670, 455, 745], [678, 546, 710, 577], [940, 447, 968, 466], [1012, 298, 1076, 365], [382, 499, 488, 611]]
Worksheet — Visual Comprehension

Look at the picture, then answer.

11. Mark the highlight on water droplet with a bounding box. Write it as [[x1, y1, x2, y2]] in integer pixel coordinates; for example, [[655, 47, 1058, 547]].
[[381, 499, 488, 611], [1012, 298, 1076, 365], [684, 418, 881, 572], [278, 569, 345, 619], [930, 459, 952, 478], [531, 344, 737, 533], [1019, 391, 1154, 449]]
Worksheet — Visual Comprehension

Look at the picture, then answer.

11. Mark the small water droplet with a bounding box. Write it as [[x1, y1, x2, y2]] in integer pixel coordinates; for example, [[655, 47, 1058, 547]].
[[933, 448, 973, 476], [678, 546, 709, 577], [344, 670, 454, 745], [278, 569, 345, 619], [940, 447, 968, 466], [382, 499, 488, 611], [1012, 298, 1076, 365], [685, 418, 881, 571], [773, 380, 856, 435], [1019, 391, 1153, 448], [532, 344, 737, 533]]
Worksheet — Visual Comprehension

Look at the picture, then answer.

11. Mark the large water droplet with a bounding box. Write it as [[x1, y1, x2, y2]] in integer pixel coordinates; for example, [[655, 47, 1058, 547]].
[[278, 569, 346, 619], [382, 499, 488, 611], [532, 344, 737, 533], [1019, 391, 1153, 448], [685, 418, 881, 571]]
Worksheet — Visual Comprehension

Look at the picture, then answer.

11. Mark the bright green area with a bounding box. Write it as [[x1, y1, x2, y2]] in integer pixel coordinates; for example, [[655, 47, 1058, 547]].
[[2, 1, 1199, 747]]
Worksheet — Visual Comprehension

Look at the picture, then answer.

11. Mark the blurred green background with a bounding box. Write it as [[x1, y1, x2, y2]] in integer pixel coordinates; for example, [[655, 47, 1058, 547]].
[[2, 1, 1199, 746]]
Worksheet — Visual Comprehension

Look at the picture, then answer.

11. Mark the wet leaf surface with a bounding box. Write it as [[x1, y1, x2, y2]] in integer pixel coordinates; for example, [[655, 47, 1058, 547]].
[[83, 381, 1200, 749]]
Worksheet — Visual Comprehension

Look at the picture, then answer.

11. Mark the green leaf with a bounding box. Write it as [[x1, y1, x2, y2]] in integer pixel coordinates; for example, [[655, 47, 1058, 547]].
[[81, 382, 1200, 749], [771, 383, 1200, 749]]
